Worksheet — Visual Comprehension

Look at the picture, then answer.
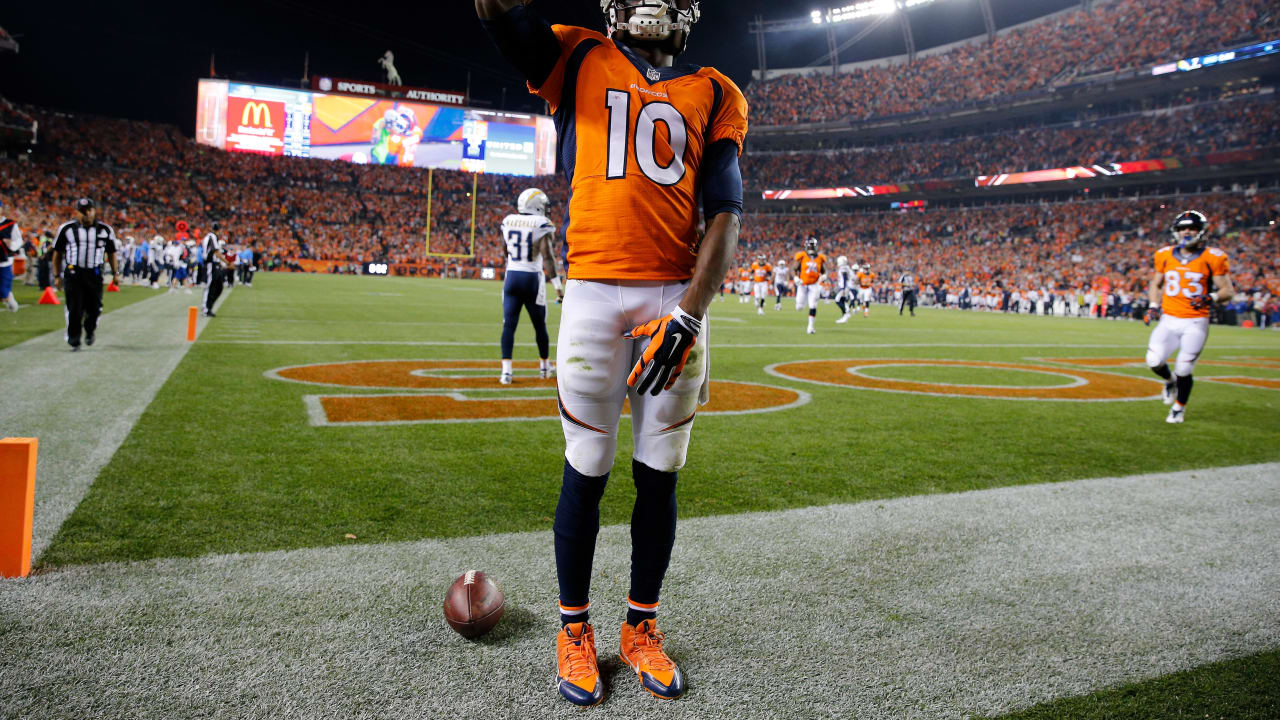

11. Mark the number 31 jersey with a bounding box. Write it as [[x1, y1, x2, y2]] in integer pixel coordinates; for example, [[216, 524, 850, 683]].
[[531, 25, 749, 282], [502, 213, 555, 273]]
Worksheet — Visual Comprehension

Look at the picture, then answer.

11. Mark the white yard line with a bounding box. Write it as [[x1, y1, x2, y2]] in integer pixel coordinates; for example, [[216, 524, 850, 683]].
[[0, 289, 230, 561], [1, 463, 1275, 719], [200, 339, 1279, 350]]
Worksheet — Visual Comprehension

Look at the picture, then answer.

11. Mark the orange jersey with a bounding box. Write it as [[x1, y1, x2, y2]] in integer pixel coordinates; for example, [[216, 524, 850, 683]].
[[794, 251, 827, 285], [751, 262, 771, 282], [1155, 245, 1229, 318], [531, 26, 749, 281], [738, 267, 750, 282], [857, 271, 876, 288]]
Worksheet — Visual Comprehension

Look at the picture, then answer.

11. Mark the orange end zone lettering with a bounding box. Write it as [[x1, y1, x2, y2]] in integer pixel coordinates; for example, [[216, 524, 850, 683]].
[[268, 361, 809, 426]]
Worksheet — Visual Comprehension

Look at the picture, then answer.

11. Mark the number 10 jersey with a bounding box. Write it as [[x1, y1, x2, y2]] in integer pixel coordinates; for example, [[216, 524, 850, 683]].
[[530, 25, 748, 282]]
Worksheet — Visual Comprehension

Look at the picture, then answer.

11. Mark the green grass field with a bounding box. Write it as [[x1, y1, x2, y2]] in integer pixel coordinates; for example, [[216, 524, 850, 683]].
[[41, 273, 1280, 567], [6, 272, 1279, 719]]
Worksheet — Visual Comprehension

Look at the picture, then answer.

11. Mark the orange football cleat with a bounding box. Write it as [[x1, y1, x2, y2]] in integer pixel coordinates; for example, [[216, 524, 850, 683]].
[[556, 622, 604, 706], [619, 619, 685, 699]]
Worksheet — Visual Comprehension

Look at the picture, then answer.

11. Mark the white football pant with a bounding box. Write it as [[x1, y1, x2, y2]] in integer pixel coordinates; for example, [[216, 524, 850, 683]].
[[752, 281, 769, 301], [858, 288, 874, 305], [1146, 314, 1208, 377], [557, 280, 709, 476], [795, 283, 820, 311]]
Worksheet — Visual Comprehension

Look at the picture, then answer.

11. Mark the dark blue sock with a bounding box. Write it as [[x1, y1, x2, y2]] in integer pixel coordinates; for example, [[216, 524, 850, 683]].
[[554, 460, 608, 626], [627, 459, 677, 626], [1175, 373, 1194, 405], [1151, 363, 1173, 381]]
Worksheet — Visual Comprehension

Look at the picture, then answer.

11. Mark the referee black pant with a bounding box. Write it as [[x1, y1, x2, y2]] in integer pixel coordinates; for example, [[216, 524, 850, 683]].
[[899, 289, 917, 315], [64, 267, 103, 346], [203, 265, 225, 313]]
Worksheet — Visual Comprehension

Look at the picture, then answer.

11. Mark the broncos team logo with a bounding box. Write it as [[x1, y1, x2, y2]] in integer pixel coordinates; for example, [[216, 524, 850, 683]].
[[267, 360, 809, 426]]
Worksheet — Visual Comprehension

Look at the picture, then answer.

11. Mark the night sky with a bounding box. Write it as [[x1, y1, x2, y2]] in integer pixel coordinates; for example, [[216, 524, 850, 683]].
[[0, 0, 1074, 134]]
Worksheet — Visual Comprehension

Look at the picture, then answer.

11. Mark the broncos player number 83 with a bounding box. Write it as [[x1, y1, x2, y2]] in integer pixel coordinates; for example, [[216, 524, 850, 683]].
[[478, 0, 746, 707], [1143, 210, 1234, 424]]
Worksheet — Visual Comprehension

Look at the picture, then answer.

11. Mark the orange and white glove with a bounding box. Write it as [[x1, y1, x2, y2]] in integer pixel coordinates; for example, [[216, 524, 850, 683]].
[[1143, 306, 1161, 326], [1189, 294, 1214, 311], [625, 306, 702, 396]]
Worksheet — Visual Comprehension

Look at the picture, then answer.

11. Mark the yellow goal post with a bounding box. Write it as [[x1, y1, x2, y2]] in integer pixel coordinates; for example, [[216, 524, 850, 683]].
[[424, 169, 480, 259]]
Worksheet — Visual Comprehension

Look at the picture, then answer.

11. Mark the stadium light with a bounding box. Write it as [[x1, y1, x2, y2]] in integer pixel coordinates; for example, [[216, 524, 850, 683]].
[[814, 0, 940, 24]]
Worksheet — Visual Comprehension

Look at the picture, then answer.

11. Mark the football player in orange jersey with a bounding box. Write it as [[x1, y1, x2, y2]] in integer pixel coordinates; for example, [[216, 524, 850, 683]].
[[737, 264, 751, 303], [793, 235, 827, 333], [749, 253, 771, 314], [1143, 210, 1234, 424], [856, 263, 877, 317], [479, 0, 746, 706]]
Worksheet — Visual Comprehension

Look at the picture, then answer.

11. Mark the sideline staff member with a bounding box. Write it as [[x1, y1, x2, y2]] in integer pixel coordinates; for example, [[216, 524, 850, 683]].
[[53, 198, 122, 350], [202, 222, 229, 317]]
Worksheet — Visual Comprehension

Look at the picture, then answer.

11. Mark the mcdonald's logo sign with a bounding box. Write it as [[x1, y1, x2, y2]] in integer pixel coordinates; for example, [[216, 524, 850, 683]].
[[240, 101, 273, 128]]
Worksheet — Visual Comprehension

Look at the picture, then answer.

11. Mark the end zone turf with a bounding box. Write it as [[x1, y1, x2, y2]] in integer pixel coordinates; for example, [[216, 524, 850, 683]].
[[2, 464, 1276, 719]]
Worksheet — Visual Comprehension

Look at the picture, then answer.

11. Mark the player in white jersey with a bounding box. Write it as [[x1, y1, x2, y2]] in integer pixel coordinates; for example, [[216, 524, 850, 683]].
[[120, 236, 137, 284], [499, 188, 563, 384], [163, 240, 188, 293], [146, 236, 163, 288], [834, 256, 856, 323], [772, 261, 789, 310]]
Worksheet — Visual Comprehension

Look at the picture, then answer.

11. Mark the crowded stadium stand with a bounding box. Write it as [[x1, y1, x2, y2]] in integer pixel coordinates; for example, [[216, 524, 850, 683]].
[[745, 0, 1278, 127], [0, 0, 1275, 323]]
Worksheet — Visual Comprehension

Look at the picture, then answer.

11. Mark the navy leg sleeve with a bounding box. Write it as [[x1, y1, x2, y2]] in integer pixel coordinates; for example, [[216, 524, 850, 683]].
[[555, 459, 610, 610], [627, 459, 677, 607]]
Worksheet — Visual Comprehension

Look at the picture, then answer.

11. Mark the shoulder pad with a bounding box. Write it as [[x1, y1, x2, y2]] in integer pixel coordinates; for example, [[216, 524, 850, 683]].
[[550, 24, 609, 50], [1208, 248, 1226, 257]]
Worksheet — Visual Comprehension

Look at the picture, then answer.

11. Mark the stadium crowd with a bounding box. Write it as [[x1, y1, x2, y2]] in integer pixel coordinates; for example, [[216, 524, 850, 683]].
[[745, 0, 1278, 126], [742, 94, 1279, 188], [731, 191, 1280, 324], [1, 98, 1275, 324]]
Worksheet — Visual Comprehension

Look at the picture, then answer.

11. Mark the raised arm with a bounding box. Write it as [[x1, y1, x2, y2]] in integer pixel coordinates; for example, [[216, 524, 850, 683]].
[[477, 1, 562, 90], [475, 0, 525, 20]]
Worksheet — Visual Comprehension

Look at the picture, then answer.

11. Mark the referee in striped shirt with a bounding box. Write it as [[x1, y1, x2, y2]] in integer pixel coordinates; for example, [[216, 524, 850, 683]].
[[52, 198, 122, 350]]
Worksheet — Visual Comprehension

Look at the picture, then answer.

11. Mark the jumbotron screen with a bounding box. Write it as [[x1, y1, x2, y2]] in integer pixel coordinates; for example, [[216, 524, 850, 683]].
[[195, 79, 556, 176]]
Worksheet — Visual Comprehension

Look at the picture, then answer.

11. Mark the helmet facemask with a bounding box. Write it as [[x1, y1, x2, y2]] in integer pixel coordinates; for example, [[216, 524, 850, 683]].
[[602, 0, 700, 56], [1171, 210, 1208, 252]]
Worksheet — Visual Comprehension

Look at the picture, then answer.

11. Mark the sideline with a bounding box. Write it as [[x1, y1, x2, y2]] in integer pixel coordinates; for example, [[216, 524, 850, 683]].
[[0, 288, 231, 560]]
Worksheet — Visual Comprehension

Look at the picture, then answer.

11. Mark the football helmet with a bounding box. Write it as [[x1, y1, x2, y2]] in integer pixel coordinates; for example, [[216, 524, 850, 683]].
[[837, 255, 848, 267], [602, 0, 700, 55], [518, 188, 550, 216], [755, 253, 766, 264], [804, 236, 818, 255], [392, 106, 417, 135], [153, 234, 164, 244], [1170, 210, 1208, 250]]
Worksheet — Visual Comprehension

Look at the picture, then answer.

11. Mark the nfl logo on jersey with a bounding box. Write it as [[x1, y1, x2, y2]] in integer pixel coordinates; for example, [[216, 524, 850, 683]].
[[646, 67, 660, 82]]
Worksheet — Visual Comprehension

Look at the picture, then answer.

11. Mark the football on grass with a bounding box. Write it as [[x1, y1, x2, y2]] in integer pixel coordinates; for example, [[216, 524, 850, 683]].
[[443, 570, 505, 639]]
